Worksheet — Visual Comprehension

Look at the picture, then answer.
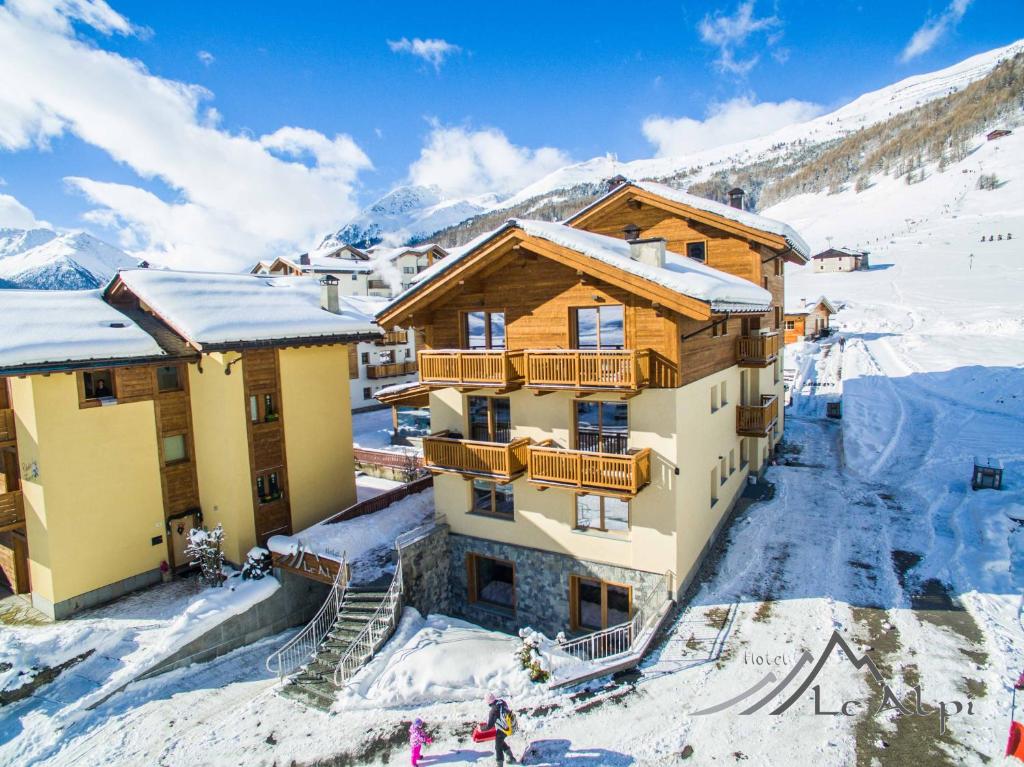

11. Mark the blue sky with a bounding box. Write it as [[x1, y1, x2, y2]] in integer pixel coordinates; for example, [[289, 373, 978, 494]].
[[0, 0, 1019, 269]]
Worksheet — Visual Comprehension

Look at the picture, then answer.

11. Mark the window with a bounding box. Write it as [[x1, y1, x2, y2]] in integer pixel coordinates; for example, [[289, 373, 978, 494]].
[[402, 266, 416, 274], [573, 304, 624, 349], [363, 387, 372, 400], [720, 381, 728, 406], [163, 434, 187, 464], [464, 311, 505, 349], [83, 369, 115, 400], [468, 396, 511, 442], [571, 576, 631, 630], [471, 480, 514, 518], [575, 400, 628, 454], [774, 258, 784, 277], [404, 348, 411, 360], [686, 241, 707, 263], [710, 467, 719, 506], [712, 320, 728, 338], [785, 320, 796, 330], [468, 554, 515, 610], [774, 307, 783, 329], [575, 495, 629, 534], [256, 471, 282, 504], [710, 384, 719, 413], [379, 349, 395, 364], [361, 352, 370, 365], [720, 456, 727, 485], [250, 395, 259, 422], [156, 365, 182, 392], [250, 393, 279, 423], [740, 439, 749, 468], [351, 273, 358, 281], [263, 393, 278, 421], [729, 448, 736, 475]]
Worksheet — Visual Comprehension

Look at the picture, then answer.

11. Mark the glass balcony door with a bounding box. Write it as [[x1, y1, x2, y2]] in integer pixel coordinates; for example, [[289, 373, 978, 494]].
[[572, 304, 624, 350], [574, 400, 628, 454], [468, 396, 512, 443]]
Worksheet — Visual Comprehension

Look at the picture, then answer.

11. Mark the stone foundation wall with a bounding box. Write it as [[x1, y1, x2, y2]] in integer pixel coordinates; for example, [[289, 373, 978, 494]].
[[398, 523, 450, 616]]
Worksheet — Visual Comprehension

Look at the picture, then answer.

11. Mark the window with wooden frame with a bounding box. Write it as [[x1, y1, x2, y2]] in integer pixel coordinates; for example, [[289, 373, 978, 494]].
[[774, 307, 783, 329], [249, 392, 279, 423], [361, 352, 370, 365], [467, 553, 515, 611], [572, 304, 624, 350], [575, 494, 629, 534], [162, 434, 188, 465], [574, 400, 628, 454], [156, 365, 182, 392], [463, 311, 506, 349], [255, 470, 282, 504], [570, 575, 631, 631], [774, 257, 784, 277], [81, 369, 116, 401], [785, 320, 796, 330], [471, 479, 514, 518], [468, 395, 511, 443], [686, 241, 707, 263]]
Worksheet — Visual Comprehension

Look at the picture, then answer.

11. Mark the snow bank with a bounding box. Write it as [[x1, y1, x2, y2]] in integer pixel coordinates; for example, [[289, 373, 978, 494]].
[[0, 288, 165, 370], [113, 269, 380, 347]]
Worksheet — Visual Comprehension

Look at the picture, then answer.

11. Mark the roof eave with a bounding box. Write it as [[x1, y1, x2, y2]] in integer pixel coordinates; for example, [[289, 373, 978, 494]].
[[197, 330, 381, 353]]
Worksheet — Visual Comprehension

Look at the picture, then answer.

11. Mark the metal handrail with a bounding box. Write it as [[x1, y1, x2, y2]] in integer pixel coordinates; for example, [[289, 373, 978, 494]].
[[266, 550, 347, 679], [332, 556, 404, 687]]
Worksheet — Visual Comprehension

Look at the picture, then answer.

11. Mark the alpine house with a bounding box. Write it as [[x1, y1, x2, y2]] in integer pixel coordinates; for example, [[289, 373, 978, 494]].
[[376, 180, 808, 638]]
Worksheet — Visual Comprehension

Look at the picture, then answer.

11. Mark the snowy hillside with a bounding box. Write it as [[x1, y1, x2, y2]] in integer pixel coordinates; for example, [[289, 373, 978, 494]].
[[0, 228, 139, 290]]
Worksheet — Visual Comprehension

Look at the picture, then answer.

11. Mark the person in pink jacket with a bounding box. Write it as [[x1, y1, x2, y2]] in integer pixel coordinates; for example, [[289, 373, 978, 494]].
[[409, 717, 432, 766]]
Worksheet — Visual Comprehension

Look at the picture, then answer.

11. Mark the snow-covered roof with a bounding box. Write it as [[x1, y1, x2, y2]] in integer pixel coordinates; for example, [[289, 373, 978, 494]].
[[113, 269, 380, 349], [279, 255, 375, 273], [812, 247, 868, 259], [0, 289, 167, 372], [632, 182, 811, 260], [785, 294, 838, 315], [367, 243, 447, 264], [389, 218, 772, 314]]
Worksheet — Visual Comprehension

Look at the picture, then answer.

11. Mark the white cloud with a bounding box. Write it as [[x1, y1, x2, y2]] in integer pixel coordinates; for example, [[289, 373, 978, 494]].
[[901, 0, 972, 62], [197, 49, 214, 66], [407, 123, 570, 199], [0, 0, 372, 270], [698, 1, 782, 75], [387, 37, 461, 71], [0, 192, 50, 229], [642, 96, 824, 157]]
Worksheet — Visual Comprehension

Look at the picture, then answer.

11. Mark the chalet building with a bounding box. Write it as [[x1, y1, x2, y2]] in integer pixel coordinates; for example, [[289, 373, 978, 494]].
[[811, 247, 869, 272], [251, 253, 376, 296], [0, 272, 376, 619], [784, 296, 838, 344], [376, 180, 808, 637], [367, 244, 450, 293]]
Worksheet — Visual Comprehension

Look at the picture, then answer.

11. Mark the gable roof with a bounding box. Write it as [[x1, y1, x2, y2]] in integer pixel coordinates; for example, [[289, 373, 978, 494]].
[[785, 295, 839, 315], [566, 180, 810, 262], [269, 255, 375, 274], [108, 269, 381, 351], [367, 243, 448, 263], [812, 247, 868, 259], [378, 218, 772, 327]]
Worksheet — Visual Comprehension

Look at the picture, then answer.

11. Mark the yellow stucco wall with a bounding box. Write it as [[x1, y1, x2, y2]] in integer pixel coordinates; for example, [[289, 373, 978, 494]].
[[279, 344, 356, 533], [189, 354, 255, 564], [11, 373, 166, 608]]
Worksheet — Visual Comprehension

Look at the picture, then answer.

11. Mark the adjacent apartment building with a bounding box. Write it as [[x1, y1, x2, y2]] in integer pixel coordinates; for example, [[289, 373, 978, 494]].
[[376, 181, 808, 637], [0, 270, 376, 618]]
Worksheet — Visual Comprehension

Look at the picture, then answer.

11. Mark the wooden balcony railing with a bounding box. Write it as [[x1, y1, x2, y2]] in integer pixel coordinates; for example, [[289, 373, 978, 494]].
[[736, 332, 780, 367], [0, 490, 25, 531], [528, 443, 651, 496], [737, 394, 780, 437], [366, 360, 418, 379], [524, 349, 652, 391], [418, 350, 525, 388], [423, 432, 530, 481], [376, 330, 409, 346], [0, 409, 15, 444]]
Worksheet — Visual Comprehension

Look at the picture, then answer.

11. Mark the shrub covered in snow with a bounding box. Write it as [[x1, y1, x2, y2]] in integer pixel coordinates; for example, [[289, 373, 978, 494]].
[[242, 546, 272, 580], [516, 627, 551, 683], [185, 524, 226, 587]]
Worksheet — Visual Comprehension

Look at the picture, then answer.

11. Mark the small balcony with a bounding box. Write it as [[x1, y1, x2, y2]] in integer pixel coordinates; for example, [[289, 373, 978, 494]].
[[524, 349, 652, 392], [736, 333, 780, 368], [418, 350, 525, 389], [0, 490, 25, 532], [375, 329, 409, 346], [423, 431, 531, 481], [527, 443, 652, 497], [0, 409, 15, 445], [366, 360, 418, 379], [737, 394, 780, 437]]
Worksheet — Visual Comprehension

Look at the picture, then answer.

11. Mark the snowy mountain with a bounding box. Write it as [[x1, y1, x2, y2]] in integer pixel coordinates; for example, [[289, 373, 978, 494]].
[[0, 228, 140, 290]]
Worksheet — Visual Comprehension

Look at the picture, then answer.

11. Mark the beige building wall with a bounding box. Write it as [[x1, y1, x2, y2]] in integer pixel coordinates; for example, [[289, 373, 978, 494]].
[[11, 374, 166, 613], [279, 344, 357, 533], [189, 354, 255, 564]]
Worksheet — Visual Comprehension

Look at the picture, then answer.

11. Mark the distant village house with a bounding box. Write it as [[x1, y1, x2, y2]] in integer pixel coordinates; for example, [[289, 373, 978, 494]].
[[811, 247, 870, 273]]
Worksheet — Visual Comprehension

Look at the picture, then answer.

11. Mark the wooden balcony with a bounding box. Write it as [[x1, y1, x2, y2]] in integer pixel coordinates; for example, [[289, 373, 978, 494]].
[[736, 332, 780, 368], [0, 409, 15, 445], [524, 349, 652, 392], [527, 443, 652, 497], [366, 360, 418, 379], [737, 395, 780, 437], [0, 490, 25, 532], [375, 329, 409, 346], [423, 431, 531, 481], [418, 350, 525, 389]]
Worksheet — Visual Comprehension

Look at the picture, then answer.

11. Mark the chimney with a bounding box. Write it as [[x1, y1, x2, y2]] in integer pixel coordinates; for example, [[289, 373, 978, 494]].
[[606, 174, 628, 192], [299, 253, 311, 266], [320, 274, 340, 313], [728, 187, 745, 209], [628, 237, 666, 268]]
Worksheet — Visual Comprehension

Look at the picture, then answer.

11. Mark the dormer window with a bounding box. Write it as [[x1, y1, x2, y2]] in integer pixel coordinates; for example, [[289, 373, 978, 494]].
[[622, 224, 640, 240], [686, 241, 707, 263]]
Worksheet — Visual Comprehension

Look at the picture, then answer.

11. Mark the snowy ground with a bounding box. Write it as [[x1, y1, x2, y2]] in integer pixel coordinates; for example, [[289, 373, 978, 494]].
[[353, 408, 424, 453]]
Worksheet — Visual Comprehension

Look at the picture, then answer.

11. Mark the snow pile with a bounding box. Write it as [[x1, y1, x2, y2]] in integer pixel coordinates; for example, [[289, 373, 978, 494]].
[[0, 288, 165, 370], [267, 487, 434, 582], [335, 610, 577, 710], [114, 268, 380, 347]]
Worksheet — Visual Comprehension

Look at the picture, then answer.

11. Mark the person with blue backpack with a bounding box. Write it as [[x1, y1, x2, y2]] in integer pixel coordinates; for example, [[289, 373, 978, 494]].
[[484, 692, 518, 765]]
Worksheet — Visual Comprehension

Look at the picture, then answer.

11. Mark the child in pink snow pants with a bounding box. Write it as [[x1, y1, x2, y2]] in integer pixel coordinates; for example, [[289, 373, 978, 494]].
[[409, 718, 432, 766]]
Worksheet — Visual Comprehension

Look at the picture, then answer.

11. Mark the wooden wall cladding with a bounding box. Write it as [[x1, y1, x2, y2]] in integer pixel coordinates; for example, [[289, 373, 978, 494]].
[[114, 366, 155, 402], [243, 349, 278, 391]]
